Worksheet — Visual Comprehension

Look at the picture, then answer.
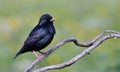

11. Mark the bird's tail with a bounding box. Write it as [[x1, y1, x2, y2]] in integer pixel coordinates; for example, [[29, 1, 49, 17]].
[[13, 51, 21, 59]]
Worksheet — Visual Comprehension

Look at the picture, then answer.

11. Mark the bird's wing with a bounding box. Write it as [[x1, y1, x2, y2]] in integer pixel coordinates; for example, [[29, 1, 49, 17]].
[[24, 28, 47, 46]]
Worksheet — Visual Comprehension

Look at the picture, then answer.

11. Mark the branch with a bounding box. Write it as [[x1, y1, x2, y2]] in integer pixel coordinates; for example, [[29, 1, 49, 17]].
[[24, 30, 120, 72]]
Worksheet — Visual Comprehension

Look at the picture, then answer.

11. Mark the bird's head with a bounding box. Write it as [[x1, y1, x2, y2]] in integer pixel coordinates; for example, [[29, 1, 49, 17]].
[[39, 14, 56, 26]]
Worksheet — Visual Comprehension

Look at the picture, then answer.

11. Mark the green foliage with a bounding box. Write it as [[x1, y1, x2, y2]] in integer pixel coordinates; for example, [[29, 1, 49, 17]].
[[0, 0, 120, 72]]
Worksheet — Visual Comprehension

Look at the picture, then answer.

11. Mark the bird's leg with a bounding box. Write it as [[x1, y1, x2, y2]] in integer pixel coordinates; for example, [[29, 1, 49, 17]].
[[32, 51, 43, 61], [39, 51, 48, 57]]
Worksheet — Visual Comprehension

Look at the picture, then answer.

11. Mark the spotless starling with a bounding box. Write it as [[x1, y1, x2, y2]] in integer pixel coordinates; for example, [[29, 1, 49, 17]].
[[14, 14, 56, 60]]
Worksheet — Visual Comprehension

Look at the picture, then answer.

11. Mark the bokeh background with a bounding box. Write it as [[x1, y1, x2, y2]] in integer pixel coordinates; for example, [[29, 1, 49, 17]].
[[0, 0, 120, 72]]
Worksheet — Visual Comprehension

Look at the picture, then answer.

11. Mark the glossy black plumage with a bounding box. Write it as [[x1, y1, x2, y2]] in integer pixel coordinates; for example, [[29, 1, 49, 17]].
[[14, 14, 56, 59]]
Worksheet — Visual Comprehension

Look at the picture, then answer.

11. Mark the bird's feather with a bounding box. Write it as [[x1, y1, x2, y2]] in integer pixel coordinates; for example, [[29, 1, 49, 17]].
[[14, 14, 56, 59]]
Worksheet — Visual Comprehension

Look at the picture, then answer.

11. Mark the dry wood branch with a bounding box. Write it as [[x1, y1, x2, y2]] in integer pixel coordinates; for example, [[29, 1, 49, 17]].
[[24, 30, 120, 72]]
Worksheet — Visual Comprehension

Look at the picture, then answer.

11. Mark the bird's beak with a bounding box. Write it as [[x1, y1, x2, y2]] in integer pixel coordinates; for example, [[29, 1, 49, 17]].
[[50, 18, 56, 22]]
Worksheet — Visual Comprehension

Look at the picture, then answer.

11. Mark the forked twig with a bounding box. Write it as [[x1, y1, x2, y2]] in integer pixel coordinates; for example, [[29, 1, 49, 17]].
[[24, 30, 120, 72]]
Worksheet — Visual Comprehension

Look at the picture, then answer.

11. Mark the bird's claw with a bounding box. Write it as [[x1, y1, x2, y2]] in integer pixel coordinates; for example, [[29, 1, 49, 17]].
[[36, 56, 43, 61], [39, 51, 48, 56]]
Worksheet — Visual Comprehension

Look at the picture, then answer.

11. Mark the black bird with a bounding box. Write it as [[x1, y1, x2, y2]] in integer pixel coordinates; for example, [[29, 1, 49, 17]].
[[14, 14, 56, 60]]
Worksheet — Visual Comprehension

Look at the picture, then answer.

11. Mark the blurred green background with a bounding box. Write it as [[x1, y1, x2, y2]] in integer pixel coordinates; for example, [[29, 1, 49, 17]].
[[0, 0, 120, 72]]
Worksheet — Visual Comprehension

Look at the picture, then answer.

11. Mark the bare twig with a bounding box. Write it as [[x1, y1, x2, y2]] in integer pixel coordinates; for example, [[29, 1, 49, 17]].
[[33, 33, 120, 72], [24, 30, 120, 72]]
